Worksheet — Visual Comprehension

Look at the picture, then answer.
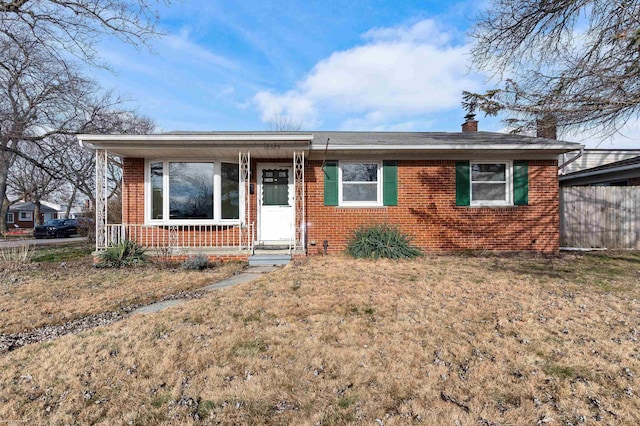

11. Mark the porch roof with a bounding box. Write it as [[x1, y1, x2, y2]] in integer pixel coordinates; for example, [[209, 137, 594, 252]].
[[77, 131, 582, 159], [77, 133, 314, 158]]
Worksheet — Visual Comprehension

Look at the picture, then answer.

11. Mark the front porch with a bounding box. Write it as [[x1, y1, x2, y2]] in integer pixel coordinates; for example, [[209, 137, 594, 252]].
[[103, 223, 255, 255], [83, 133, 312, 257]]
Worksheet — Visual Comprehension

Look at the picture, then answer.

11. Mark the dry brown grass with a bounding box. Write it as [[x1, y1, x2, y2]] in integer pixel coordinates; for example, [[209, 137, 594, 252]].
[[0, 255, 245, 335], [1, 252, 640, 425]]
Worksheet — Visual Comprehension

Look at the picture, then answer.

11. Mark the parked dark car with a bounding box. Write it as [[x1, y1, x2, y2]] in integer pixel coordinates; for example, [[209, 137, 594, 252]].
[[33, 219, 79, 239]]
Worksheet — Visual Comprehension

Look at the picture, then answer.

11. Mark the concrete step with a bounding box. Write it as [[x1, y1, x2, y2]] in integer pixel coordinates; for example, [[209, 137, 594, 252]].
[[253, 244, 291, 251], [248, 253, 291, 266], [253, 249, 291, 255]]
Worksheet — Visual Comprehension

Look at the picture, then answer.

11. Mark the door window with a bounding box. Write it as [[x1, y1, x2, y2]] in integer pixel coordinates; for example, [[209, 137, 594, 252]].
[[262, 169, 289, 206]]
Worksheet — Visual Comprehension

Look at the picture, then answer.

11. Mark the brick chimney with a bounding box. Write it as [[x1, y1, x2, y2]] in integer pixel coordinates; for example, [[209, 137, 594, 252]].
[[461, 118, 478, 132], [536, 114, 557, 139]]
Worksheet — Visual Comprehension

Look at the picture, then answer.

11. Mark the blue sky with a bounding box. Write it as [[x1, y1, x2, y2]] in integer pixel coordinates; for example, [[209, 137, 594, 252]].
[[95, 0, 639, 148]]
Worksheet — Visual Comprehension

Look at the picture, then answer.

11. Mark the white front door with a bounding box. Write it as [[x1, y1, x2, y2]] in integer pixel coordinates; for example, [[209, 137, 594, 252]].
[[258, 164, 294, 244]]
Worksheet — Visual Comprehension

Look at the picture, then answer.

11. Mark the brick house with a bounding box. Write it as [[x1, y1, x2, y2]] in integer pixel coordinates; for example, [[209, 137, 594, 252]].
[[6, 201, 61, 229], [78, 122, 582, 259]]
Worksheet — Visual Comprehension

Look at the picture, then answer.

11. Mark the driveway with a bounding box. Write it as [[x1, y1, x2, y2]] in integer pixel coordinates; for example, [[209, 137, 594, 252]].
[[0, 236, 86, 248]]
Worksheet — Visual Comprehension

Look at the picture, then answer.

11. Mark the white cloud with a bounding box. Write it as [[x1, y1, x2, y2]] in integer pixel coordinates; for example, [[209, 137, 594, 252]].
[[362, 19, 453, 45], [161, 28, 239, 71], [254, 91, 318, 127], [253, 19, 481, 129], [98, 28, 240, 78]]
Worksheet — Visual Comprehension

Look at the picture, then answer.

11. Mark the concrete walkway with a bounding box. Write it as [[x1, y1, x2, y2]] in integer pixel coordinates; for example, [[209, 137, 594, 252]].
[[132, 265, 279, 314], [0, 236, 86, 248]]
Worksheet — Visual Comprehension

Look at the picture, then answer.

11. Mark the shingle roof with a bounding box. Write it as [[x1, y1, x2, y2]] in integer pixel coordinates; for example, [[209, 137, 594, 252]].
[[161, 130, 579, 147], [8, 202, 59, 213], [79, 130, 583, 157]]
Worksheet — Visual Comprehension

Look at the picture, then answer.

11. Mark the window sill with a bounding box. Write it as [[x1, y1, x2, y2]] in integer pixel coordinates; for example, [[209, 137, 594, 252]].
[[467, 203, 518, 208], [146, 221, 241, 226], [336, 205, 385, 209]]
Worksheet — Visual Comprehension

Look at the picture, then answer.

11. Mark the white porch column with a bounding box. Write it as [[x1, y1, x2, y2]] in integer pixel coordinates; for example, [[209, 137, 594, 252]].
[[239, 152, 251, 249], [95, 149, 108, 250], [293, 150, 305, 251]]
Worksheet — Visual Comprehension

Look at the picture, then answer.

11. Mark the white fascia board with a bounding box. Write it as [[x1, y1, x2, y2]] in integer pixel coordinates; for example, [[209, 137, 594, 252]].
[[78, 134, 314, 152], [310, 143, 582, 152], [78, 134, 314, 142]]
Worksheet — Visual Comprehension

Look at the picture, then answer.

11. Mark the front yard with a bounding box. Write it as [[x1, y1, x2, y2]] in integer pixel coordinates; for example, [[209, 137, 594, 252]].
[[0, 245, 245, 335], [0, 249, 639, 424]]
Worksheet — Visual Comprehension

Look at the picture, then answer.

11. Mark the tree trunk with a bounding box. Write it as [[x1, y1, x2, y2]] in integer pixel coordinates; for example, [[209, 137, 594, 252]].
[[0, 156, 9, 234], [65, 187, 77, 219], [34, 200, 42, 226]]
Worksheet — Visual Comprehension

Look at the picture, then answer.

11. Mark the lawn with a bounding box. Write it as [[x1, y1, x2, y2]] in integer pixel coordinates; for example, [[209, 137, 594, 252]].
[[0, 244, 245, 335], [0, 251, 639, 424]]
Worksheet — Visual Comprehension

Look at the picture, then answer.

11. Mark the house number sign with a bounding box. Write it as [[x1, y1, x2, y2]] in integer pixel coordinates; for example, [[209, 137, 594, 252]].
[[265, 144, 281, 150]]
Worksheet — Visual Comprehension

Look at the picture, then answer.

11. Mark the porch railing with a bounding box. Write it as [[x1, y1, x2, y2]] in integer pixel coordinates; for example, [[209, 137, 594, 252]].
[[101, 223, 255, 251]]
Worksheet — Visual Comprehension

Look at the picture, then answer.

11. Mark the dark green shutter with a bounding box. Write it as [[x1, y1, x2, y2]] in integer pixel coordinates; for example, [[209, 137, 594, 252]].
[[382, 160, 398, 206], [323, 161, 338, 206], [455, 161, 470, 206], [513, 161, 529, 205]]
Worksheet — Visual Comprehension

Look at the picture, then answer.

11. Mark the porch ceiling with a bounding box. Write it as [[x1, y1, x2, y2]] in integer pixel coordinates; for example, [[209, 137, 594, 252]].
[[77, 134, 313, 158]]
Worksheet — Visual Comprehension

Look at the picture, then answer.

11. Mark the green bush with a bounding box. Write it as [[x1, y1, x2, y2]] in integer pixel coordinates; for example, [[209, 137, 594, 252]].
[[345, 224, 422, 260], [97, 240, 147, 268], [181, 254, 210, 270]]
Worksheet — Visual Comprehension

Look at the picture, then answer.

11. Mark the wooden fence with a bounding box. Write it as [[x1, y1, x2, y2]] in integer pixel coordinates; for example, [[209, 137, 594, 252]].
[[560, 186, 640, 249]]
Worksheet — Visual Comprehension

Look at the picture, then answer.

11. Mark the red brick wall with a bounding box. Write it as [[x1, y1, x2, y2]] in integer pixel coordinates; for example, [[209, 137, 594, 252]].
[[304, 159, 560, 253], [121, 157, 560, 253], [122, 158, 145, 224], [7, 213, 45, 228]]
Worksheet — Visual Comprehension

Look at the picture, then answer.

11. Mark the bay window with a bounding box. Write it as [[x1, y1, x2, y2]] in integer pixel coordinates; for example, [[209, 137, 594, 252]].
[[147, 160, 239, 223]]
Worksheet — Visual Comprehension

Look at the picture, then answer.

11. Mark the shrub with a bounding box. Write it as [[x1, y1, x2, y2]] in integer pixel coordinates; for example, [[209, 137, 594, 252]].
[[76, 218, 95, 243], [97, 240, 147, 268], [152, 246, 179, 268], [181, 254, 210, 270], [345, 224, 422, 260], [0, 244, 33, 266]]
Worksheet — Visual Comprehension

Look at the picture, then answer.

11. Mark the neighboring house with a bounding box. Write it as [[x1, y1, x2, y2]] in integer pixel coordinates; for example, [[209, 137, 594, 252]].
[[559, 149, 640, 175], [7, 201, 61, 229], [78, 121, 582, 257], [560, 156, 640, 187], [42, 200, 88, 219], [559, 156, 640, 249]]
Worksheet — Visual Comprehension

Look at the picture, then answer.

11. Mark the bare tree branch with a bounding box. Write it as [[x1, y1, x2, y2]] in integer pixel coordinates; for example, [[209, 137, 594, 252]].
[[0, 1, 168, 232], [0, 0, 170, 65], [467, 0, 640, 137], [267, 113, 303, 131]]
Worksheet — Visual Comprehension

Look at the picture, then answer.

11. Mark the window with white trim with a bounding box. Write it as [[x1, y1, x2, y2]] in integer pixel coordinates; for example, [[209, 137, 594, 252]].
[[339, 161, 382, 206], [19, 211, 33, 221], [470, 161, 512, 205], [147, 160, 239, 223], [7, 212, 14, 223]]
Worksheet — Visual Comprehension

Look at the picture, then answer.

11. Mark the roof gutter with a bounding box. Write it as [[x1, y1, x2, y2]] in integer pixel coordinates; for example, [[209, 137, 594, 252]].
[[558, 148, 584, 174], [310, 143, 581, 151], [77, 134, 315, 152], [559, 162, 640, 181], [77, 134, 315, 142]]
